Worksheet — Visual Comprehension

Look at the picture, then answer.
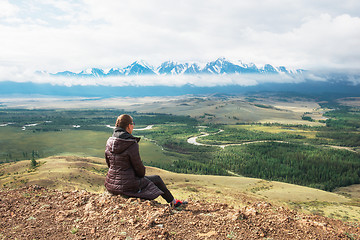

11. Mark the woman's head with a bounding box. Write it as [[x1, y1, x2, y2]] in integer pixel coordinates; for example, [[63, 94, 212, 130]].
[[115, 114, 134, 131]]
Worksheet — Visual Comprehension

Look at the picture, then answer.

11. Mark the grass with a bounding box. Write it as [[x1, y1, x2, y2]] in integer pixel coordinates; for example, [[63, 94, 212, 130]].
[[138, 139, 177, 166], [118, 96, 323, 125], [232, 124, 318, 139], [0, 133, 176, 192], [0, 127, 111, 162], [70, 227, 79, 234], [0, 155, 360, 222], [0, 126, 168, 164], [0, 98, 359, 222]]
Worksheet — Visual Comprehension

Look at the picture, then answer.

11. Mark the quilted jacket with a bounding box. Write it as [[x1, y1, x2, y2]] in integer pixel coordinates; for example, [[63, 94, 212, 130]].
[[104, 128, 163, 199]]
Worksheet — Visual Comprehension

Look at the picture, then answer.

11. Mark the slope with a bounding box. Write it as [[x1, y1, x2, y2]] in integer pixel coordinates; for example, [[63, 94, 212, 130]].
[[1, 156, 359, 223], [1, 185, 359, 239]]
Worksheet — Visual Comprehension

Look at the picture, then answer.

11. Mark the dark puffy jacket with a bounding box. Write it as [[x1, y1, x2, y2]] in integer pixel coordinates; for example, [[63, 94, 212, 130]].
[[104, 128, 163, 200]]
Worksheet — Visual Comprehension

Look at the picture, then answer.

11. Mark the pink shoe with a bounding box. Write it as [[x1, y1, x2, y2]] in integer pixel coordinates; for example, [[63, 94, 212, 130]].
[[171, 199, 188, 208]]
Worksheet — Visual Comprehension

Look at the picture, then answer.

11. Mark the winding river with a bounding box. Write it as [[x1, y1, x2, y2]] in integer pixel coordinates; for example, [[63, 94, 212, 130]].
[[105, 125, 154, 131], [187, 129, 358, 153], [187, 130, 287, 149], [105, 124, 357, 153]]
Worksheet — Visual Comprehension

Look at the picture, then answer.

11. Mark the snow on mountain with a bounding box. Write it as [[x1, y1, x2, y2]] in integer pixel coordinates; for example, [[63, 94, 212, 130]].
[[183, 63, 201, 74], [123, 60, 156, 75], [106, 68, 124, 76], [236, 61, 259, 72], [52, 58, 303, 78], [75, 68, 106, 77], [202, 58, 265, 74], [157, 61, 188, 75], [52, 71, 78, 77], [261, 64, 278, 74]]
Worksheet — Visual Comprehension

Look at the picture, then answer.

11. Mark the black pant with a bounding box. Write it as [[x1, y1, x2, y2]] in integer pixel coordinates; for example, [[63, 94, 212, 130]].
[[145, 175, 174, 203]]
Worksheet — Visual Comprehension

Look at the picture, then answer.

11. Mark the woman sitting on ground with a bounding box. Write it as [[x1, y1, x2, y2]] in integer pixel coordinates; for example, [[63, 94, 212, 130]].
[[104, 114, 187, 207]]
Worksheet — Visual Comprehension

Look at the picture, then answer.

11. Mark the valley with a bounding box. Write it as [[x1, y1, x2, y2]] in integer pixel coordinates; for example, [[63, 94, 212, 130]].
[[1, 93, 360, 223], [0, 94, 324, 125]]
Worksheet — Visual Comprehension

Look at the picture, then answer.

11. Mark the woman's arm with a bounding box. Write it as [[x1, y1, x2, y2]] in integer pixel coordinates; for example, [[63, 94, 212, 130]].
[[128, 143, 145, 178], [105, 151, 110, 168]]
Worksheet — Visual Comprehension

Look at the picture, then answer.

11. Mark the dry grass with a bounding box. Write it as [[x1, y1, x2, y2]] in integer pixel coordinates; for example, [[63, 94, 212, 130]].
[[1, 155, 359, 222], [335, 185, 360, 199], [0, 95, 327, 125], [338, 97, 360, 107], [231, 125, 318, 139]]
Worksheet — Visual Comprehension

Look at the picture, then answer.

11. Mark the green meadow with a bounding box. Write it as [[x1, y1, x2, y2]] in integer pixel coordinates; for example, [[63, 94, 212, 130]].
[[0, 127, 111, 161], [0, 125, 177, 166]]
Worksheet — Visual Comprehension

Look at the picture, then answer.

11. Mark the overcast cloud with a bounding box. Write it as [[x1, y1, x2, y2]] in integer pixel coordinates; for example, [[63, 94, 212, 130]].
[[0, 0, 359, 85]]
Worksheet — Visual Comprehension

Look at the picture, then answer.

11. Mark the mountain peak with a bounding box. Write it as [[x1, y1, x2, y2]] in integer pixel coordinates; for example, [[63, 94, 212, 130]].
[[51, 59, 302, 77], [157, 61, 188, 75], [123, 60, 155, 75], [132, 60, 152, 68]]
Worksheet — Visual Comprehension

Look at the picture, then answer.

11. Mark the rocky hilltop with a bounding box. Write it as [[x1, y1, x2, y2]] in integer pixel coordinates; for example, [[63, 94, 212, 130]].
[[1, 185, 359, 240]]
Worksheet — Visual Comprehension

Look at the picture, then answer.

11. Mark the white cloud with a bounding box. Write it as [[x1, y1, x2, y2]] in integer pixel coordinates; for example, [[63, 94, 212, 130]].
[[237, 14, 360, 70], [0, 1, 19, 18], [0, 0, 359, 84], [11, 73, 305, 88]]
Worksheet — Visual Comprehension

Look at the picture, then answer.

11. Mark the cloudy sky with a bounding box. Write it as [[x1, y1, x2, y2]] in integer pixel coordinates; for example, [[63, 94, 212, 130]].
[[0, 0, 360, 81]]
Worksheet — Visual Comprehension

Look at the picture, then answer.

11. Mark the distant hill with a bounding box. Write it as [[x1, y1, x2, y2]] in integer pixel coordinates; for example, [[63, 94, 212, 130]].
[[1, 79, 360, 98]]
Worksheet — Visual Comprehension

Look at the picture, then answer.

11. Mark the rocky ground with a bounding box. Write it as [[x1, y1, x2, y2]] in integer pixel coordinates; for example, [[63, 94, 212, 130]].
[[1, 185, 359, 240]]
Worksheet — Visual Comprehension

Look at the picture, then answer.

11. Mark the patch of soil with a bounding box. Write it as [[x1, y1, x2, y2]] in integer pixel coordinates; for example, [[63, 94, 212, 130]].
[[1, 185, 359, 239]]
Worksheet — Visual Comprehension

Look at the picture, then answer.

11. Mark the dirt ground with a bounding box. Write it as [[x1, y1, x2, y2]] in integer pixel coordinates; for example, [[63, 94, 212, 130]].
[[1, 185, 359, 240]]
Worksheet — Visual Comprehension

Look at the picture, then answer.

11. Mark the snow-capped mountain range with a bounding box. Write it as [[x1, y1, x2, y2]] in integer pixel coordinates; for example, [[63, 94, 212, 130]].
[[52, 58, 303, 77]]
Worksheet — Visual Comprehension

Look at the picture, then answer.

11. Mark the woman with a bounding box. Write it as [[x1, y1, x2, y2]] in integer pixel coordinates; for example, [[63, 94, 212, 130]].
[[105, 114, 187, 207]]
